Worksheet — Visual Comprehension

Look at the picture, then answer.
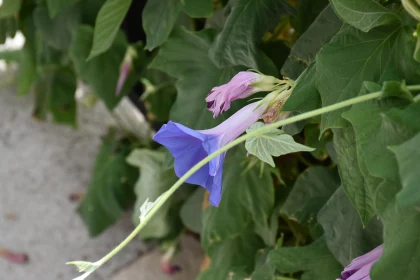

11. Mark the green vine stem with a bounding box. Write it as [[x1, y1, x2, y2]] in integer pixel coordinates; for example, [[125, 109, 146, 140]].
[[70, 85, 420, 275]]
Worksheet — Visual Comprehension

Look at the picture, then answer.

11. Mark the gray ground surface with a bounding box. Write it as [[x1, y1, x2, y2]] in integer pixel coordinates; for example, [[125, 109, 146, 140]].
[[0, 80, 146, 280], [112, 236, 203, 280], [0, 77, 203, 280]]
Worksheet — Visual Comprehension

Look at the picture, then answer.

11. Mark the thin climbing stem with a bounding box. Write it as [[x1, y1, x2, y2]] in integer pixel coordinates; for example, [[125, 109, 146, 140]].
[[71, 85, 420, 275]]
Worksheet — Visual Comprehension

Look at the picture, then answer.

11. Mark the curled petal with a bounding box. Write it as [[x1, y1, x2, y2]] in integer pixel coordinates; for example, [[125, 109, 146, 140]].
[[206, 71, 272, 117], [338, 245, 383, 280]]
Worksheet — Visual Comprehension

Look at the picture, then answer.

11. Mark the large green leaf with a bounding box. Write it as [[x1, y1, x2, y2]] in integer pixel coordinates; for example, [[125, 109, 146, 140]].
[[201, 148, 274, 250], [150, 28, 245, 129], [181, 0, 213, 18], [283, 63, 321, 113], [250, 249, 276, 280], [48, 68, 77, 126], [141, 69, 177, 122], [126, 149, 185, 239], [384, 102, 420, 134], [245, 122, 314, 167], [34, 5, 80, 50], [0, 0, 22, 19], [143, 84, 177, 122], [292, 0, 329, 34], [18, 42, 37, 96], [332, 127, 376, 225], [143, 0, 182, 50], [69, 25, 127, 110], [391, 133, 420, 208], [254, 203, 283, 248], [335, 83, 385, 217], [80, 0, 106, 26], [259, 40, 290, 75], [198, 227, 264, 280], [209, 0, 294, 69], [282, 5, 342, 79], [371, 200, 420, 280], [346, 101, 420, 210], [282, 166, 340, 229], [33, 72, 52, 121], [316, 21, 420, 133], [46, 0, 79, 18], [270, 238, 343, 280], [342, 99, 417, 211], [254, 184, 293, 247], [35, 32, 63, 67], [87, 0, 131, 60], [282, 6, 341, 113], [78, 135, 138, 237], [0, 16, 18, 44], [381, 80, 414, 101], [330, 0, 400, 32], [318, 187, 383, 266], [304, 123, 332, 160], [180, 188, 204, 234], [17, 12, 37, 96], [33, 67, 77, 127]]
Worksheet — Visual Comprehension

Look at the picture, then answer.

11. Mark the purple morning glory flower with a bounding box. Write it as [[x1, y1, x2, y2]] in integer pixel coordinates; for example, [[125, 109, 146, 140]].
[[206, 71, 279, 118], [153, 101, 266, 206], [338, 245, 383, 280]]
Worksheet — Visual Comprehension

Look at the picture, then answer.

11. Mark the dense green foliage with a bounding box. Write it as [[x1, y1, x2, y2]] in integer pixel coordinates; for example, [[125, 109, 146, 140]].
[[3, 0, 420, 279]]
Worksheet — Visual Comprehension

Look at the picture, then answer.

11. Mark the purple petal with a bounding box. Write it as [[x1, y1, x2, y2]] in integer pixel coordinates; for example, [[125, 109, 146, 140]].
[[200, 101, 265, 175], [205, 71, 260, 117], [153, 121, 225, 206], [346, 262, 374, 280], [340, 245, 383, 280], [206, 153, 225, 206], [201, 135, 223, 176], [153, 122, 210, 186], [153, 101, 265, 206]]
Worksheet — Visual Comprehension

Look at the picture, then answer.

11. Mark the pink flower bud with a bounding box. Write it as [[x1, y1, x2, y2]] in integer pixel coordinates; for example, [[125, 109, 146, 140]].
[[206, 71, 279, 118]]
